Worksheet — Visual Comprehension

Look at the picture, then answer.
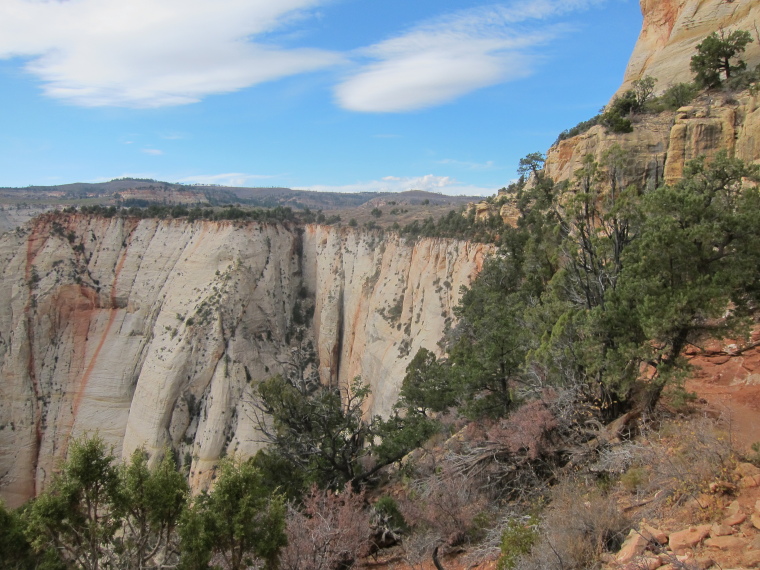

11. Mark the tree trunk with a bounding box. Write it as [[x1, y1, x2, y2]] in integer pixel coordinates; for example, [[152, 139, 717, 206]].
[[432, 545, 447, 570]]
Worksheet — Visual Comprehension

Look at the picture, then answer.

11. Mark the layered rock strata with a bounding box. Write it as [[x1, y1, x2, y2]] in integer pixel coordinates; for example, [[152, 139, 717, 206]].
[[545, 90, 760, 190], [0, 214, 490, 507], [619, 0, 760, 96]]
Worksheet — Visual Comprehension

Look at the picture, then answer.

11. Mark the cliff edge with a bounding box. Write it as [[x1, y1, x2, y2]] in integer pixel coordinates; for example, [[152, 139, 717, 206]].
[[619, 0, 760, 96]]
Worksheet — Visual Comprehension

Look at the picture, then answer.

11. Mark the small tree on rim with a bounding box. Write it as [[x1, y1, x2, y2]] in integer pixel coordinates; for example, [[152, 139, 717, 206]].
[[690, 29, 753, 88]]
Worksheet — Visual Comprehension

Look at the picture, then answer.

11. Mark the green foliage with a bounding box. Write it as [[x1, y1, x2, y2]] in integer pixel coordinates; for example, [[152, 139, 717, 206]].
[[554, 115, 602, 145], [254, 372, 431, 493], [690, 29, 754, 88], [497, 517, 538, 570], [613, 152, 760, 401], [179, 459, 286, 570], [0, 501, 44, 569], [78, 203, 299, 223], [601, 91, 635, 133], [747, 441, 760, 467], [18, 436, 192, 569], [254, 375, 372, 490], [597, 77, 658, 134], [660, 82, 699, 110], [620, 466, 648, 493], [24, 434, 121, 570], [631, 76, 657, 109], [397, 348, 457, 415], [373, 496, 409, 536], [430, 150, 760, 419], [117, 448, 189, 567], [372, 411, 440, 467], [398, 207, 509, 244]]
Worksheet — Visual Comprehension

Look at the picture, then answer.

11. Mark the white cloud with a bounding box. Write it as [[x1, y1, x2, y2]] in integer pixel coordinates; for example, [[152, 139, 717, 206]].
[[335, 0, 604, 112], [0, 0, 340, 107], [141, 148, 164, 156], [300, 174, 493, 196], [176, 173, 278, 187]]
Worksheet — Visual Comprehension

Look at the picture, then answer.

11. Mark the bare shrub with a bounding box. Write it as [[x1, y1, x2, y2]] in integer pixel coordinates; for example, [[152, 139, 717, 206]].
[[448, 399, 561, 502], [399, 459, 489, 551], [514, 479, 629, 570], [487, 400, 559, 460], [631, 415, 737, 515], [280, 485, 371, 570]]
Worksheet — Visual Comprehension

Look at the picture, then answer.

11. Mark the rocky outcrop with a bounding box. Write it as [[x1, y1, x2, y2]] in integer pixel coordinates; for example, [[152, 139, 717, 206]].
[[605, 466, 760, 569], [0, 214, 490, 507], [545, 90, 760, 189], [0, 206, 55, 236], [619, 0, 760, 96], [542, 0, 760, 191]]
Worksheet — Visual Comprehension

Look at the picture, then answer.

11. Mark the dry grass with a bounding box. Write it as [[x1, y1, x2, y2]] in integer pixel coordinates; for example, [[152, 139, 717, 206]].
[[513, 479, 629, 570]]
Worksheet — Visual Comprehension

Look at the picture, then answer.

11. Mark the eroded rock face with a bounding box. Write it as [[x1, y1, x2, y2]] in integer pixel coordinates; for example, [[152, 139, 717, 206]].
[[545, 92, 760, 189], [542, 0, 760, 191], [0, 215, 491, 506], [619, 0, 760, 96]]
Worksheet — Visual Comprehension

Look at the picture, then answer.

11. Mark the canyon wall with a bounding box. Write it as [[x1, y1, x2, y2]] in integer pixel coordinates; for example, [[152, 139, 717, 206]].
[[618, 0, 760, 96], [541, 0, 760, 193], [545, 90, 760, 189], [0, 215, 490, 507]]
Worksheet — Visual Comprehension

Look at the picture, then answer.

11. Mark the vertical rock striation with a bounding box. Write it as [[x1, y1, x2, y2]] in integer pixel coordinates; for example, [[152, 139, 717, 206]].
[[0, 214, 490, 506]]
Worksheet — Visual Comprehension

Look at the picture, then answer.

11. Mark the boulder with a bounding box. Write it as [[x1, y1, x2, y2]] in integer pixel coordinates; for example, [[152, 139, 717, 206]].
[[722, 512, 746, 526], [617, 529, 651, 563], [709, 523, 733, 537], [736, 463, 760, 478], [668, 525, 711, 554], [704, 536, 747, 551], [642, 523, 668, 545]]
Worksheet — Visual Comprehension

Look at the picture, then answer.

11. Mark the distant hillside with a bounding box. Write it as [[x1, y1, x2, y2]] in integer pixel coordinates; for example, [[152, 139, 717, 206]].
[[0, 178, 478, 211]]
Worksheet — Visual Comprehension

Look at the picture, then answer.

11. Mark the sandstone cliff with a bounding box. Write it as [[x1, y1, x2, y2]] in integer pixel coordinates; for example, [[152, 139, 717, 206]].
[[0, 215, 490, 507], [544, 89, 760, 189], [619, 0, 760, 96], [543, 0, 760, 190]]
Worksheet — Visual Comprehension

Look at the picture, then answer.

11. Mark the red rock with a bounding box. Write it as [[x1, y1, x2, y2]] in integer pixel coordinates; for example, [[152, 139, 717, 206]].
[[743, 549, 760, 568], [617, 529, 650, 563], [709, 523, 733, 537], [668, 525, 711, 554], [752, 513, 760, 530], [722, 512, 746, 526], [641, 523, 668, 544], [624, 557, 662, 570], [739, 475, 760, 488], [725, 500, 742, 515], [693, 557, 715, 570], [736, 463, 760, 478], [704, 535, 747, 550]]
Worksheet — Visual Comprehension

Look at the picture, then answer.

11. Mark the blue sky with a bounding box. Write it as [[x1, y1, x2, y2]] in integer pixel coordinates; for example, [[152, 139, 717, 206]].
[[0, 0, 642, 195]]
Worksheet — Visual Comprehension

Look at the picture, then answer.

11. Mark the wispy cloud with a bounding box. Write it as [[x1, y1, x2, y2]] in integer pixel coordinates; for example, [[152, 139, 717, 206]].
[[0, 0, 340, 108], [335, 0, 604, 112], [300, 174, 493, 196], [0, 0, 607, 111], [176, 173, 279, 187], [141, 148, 164, 156]]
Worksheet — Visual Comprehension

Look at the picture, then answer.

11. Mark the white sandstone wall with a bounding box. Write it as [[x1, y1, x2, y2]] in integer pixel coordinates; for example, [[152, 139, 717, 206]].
[[0, 214, 490, 506]]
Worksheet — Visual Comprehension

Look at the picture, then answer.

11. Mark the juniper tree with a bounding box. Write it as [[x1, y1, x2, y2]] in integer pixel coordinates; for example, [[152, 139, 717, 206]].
[[690, 29, 753, 88]]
